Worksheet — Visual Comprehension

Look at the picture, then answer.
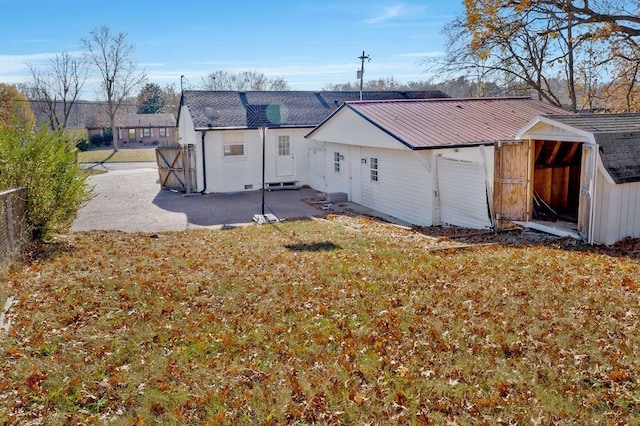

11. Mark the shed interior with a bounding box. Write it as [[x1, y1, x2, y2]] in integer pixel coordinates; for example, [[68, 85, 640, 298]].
[[532, 140, 583, 222]]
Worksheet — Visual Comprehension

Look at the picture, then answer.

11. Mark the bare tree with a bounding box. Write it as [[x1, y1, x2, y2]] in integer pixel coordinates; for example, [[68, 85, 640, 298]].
[[200, 70, 290, 91], [27, 52, 88, 130], [432, 0, 640, 112], [81, 26, 146, 151]]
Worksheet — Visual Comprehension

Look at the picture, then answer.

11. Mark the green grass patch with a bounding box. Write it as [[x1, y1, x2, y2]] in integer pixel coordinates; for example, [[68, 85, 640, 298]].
[[1, 216, 640, 424], [77, 148, 156, 163]]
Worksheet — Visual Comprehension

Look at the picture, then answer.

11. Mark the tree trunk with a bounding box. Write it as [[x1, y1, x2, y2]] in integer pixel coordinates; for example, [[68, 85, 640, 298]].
[[110, 115, 119, 152]]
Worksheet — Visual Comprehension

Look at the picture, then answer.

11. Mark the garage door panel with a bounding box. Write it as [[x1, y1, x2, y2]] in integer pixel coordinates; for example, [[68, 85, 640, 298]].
[[437, 156, 491, 229]]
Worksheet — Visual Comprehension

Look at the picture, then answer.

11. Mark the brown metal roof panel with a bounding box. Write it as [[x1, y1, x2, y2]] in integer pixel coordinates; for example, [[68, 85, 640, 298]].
[[348, 97, 568, 149]]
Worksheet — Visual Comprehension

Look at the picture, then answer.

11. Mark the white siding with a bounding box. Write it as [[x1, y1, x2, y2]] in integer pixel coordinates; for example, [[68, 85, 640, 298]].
[[324, 143, 434, 226], [308, 108, 405, 150], [592, 173, 640, 245], [436, 156, 492, 229], [178, 106, 204, 191], [308, 145, 326, 192], [199, 128, 314, 193], [360, 148, 434, 227]]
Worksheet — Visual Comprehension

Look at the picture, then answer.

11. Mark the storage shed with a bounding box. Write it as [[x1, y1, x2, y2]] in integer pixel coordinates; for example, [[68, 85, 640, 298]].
[[503, 114, 640, 244], [306, 97, 567, 229]]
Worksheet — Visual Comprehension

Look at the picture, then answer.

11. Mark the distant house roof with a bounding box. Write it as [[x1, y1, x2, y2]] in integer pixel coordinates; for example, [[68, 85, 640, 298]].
[[86, 113, 176, 129], [539, 114, 640, 184], [307, 97, 569, 149], [180, 90, 450, 130]]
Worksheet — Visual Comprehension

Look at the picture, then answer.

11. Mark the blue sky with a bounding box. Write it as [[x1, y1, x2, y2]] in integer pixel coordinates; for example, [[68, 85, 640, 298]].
[[0, 0, 462, 98]]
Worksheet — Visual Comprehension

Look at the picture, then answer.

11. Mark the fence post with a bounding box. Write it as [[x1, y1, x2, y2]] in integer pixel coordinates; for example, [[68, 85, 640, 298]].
[[6, 197, 14, 252]]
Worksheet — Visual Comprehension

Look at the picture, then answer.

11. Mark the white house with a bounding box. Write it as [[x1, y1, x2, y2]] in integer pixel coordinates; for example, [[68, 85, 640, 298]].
[[507, 114, 640, 245], [177, 90, 448, 193], [305, 97, 567, 229]]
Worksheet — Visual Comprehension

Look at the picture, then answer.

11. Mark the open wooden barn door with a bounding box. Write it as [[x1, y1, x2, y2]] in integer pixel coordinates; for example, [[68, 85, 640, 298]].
[[493, 140, 532, 229]]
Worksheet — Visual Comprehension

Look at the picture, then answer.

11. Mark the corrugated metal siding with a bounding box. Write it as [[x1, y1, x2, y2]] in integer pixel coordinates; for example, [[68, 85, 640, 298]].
[[437, 157, 492, 229], [347, 97, 568, 149], [360, 148, 433, 227]]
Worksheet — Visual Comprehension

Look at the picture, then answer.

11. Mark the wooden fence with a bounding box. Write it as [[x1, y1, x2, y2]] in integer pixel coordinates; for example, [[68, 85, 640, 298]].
[[0, 188, 29, 267], [156, 144, 197, 193]]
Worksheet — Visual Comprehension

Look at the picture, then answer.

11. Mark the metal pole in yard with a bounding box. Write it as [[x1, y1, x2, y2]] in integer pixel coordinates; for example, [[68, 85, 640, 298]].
[[261, 126, 267, 216]]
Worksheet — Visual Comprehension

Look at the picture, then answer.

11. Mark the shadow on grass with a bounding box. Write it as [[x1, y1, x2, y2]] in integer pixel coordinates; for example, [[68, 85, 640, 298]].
[[284, 241, 342, 252]]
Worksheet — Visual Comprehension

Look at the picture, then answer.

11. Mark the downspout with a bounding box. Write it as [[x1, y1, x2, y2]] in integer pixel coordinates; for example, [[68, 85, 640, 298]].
[[200, 130, 208, 194]]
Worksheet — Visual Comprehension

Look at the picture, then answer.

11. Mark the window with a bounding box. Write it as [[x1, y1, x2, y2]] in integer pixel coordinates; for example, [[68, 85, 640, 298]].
[[118, 128, 124, 139], [142, 128, 153, 138], [223, 132, 245, 157], [159, 128, 168, 137], [370, 157, 379, 182], [278, 135, 290, 156], [334, 152, 341, 172]]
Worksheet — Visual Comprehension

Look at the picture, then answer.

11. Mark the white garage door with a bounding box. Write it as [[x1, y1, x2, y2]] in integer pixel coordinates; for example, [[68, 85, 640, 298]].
[[437, 156, 491, 229]]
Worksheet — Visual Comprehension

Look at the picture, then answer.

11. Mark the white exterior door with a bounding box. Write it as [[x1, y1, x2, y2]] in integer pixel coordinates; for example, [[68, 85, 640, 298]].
[[437, 156, 492, 229], [275, 134, 295, 177], [350, 147, 362, 204]]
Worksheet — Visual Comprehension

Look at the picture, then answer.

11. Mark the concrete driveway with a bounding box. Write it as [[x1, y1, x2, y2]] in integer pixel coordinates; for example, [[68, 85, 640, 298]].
[[72, 162, 326, 233]]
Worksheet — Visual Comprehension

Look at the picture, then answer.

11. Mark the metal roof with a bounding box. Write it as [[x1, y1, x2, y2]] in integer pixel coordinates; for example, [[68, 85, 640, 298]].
[[330, 97, 569, 149], [181, 90, 449, 129]]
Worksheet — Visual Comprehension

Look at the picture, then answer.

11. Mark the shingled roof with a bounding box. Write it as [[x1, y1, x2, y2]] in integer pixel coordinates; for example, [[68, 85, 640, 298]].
[[542, 114, 640, 184], [86, 113, 176, 129], [180, 90, 449, 129]]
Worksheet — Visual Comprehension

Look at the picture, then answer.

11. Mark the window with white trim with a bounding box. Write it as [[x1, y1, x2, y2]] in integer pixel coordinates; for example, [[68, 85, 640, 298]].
[[142, 128, 153, 138], [370, 157, 379, 182], [278, 135, 290, 155], [223, 132, 245, 157], [159, 128, 168, 137], [334, 152, 341, 172]]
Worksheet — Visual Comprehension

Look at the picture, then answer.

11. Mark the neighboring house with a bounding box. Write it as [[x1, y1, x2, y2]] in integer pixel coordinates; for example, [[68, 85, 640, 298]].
[[305, 97, 568, 230], [177, 90, 449, 193], [86, 113, 176, 145], [509, 114, 640, 245]]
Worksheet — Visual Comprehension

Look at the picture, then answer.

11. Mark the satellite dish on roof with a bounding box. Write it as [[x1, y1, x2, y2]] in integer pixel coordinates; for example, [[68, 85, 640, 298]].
[[204, 107, 221, 122]]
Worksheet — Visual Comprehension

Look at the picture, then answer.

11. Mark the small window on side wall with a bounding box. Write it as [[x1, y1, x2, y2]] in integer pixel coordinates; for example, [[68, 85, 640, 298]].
[[370, 157, 379, 182], [223, 132, 245, 157]]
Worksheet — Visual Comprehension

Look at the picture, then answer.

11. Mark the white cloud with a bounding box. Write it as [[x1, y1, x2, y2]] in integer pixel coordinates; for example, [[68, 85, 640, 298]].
[[365, 2, 425, 24]]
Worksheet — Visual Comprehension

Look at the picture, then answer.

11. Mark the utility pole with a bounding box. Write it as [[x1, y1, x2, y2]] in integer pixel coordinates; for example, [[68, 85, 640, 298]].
[[357, 51, 370, 101]]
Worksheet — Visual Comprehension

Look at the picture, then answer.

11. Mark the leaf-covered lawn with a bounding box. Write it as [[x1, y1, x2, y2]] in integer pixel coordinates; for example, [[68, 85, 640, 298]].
[[1, 216, 640, 424]]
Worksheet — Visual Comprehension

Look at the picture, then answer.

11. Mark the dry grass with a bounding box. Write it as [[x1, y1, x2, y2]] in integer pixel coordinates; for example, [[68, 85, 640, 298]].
[[78, 148, 156, 163], [1, 215, 640, 424]]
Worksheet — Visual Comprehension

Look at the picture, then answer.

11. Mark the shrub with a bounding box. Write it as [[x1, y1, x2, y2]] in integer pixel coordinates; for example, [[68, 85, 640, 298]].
[[76, 138, 90, 152], [0, 125, 93, 240], [90, 133, 103, 146], [103, 129, 113, 146]]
